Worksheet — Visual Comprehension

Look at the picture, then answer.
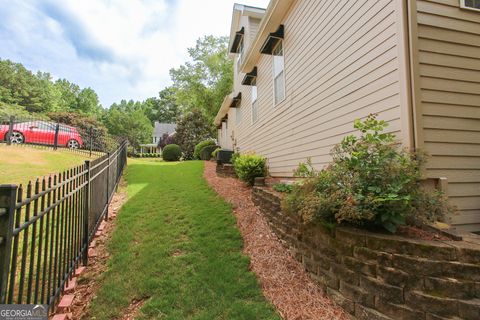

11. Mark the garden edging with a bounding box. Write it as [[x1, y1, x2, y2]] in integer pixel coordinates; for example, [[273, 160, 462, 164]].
[[252, 186, 480, 320]]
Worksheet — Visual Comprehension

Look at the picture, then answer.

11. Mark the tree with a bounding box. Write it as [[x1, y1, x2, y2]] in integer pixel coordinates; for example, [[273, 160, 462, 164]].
[[169, 36, 233, 122], [76, 87, 103, 116], [105, 107, 152, 148], [143, 87, 181, 123], [0, 59, 51, 113], [158, 132, 177, 149], [175, 109, 214, 159]]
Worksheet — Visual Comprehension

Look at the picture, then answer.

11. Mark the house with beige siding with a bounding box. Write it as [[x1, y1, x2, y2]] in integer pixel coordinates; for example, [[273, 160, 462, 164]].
[[214, 0, 480, 233]]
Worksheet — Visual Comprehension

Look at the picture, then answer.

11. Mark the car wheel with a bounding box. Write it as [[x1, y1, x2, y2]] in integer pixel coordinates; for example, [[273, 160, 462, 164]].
[[10, 131, 24, 144], [67, 139, 80, 149]]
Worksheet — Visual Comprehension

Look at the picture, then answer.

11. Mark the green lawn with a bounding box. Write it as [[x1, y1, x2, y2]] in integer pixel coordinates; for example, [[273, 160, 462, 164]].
[[0, 144, 92, 186], [87, 158, 279, 320]]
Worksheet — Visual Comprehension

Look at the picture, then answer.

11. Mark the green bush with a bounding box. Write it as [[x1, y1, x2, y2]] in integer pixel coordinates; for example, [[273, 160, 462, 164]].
[[194, 140, 216, 159], [162, 144, 182, 161], [199, 145, 218, 160], [283, 114, 452, 233], [273, 183, 293, 193], [211, 147, 221, 159], [231, 152, 240, 165], [233, 153, 267, 186]]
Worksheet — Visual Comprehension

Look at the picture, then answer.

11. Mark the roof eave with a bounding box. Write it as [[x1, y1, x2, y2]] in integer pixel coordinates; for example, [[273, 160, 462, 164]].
[[214, 93, 234, 126], [239, 0, 295, 73]]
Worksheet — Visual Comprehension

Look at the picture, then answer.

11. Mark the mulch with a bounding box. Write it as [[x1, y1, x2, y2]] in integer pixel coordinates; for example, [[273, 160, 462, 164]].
[[203, 161, 349, 320]]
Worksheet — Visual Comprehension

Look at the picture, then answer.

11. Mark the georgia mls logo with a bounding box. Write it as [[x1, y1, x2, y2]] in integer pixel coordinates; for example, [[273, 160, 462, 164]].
[[31, 305, 47, 317], [0, 304, 48, 320]]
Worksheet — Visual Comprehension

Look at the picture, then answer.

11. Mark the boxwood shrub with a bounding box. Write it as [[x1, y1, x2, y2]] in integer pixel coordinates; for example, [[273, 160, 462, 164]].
[[162, 144, 182, 161], [232, 153, 267, 186], [194, 140, 216, 159], [199, 145, 218, 160]]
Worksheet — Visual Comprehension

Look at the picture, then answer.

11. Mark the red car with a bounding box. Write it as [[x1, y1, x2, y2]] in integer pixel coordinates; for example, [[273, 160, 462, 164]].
[[0, 121, 83, 149]]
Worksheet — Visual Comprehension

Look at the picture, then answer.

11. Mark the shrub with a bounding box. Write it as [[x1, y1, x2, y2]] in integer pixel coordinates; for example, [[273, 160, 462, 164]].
[[162, 144, 182, 161], [233, 153, 267, 186], [273, 183, 293, 193], [158, 133, 177, 149], [231, 152, 240, 165], [283, 114, 452, 233], [199, 145, 218, 160], [194, 140, 216, 159], [211, 147, 221, 159]]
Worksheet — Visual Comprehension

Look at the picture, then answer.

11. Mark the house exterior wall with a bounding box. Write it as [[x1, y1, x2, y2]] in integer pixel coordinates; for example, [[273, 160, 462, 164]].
[[408, 0, 480, 231], [231, 0, 408, 177]]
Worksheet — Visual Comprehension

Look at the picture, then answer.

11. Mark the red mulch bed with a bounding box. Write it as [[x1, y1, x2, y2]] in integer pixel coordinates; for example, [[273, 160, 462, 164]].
[[204, 161, 349, 320]]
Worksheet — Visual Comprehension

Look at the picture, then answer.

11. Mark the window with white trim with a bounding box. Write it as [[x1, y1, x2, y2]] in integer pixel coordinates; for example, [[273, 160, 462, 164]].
[[236, 105, 242, 125], [272, 41, 285, 105], [251, 82, 258, 124], [237, 38, 244, 72], [461, 0, 480, 10]]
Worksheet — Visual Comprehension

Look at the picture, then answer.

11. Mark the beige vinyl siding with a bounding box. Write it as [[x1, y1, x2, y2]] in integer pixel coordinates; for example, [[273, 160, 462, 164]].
[[411, 0, 480, 231], [230, 0, 406, 177]]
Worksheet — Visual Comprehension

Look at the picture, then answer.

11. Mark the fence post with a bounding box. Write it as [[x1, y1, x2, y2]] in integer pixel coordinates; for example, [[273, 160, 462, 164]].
[[53, 123, 60, 150], [82, 161, 91, 266], [89, 128, 93, 157], [0, 185, 17, 303], [6, 116, 14, 146], [105, 152, 110, 221]]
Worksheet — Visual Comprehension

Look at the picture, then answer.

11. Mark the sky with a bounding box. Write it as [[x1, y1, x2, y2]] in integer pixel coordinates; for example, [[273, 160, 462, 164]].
[[0, 0, 269, 108]]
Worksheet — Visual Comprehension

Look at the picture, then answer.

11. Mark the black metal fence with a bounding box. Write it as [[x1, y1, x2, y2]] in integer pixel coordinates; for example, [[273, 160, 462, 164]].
[[0, 115, 118, 155], [0, 140, 127, 307]]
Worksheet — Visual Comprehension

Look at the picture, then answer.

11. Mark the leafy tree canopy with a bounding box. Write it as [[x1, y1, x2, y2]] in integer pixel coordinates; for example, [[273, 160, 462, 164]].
[[169, 36, 233, 122]]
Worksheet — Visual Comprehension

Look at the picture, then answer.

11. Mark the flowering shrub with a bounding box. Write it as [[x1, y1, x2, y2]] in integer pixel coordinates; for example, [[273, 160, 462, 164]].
[[283, 115, 452, 233]]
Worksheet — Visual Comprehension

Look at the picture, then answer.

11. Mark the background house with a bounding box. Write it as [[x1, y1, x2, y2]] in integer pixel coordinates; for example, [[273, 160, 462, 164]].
[[153, 122, 177, 145], [139, 122, 176, 154], [215, 0, 480, 233]]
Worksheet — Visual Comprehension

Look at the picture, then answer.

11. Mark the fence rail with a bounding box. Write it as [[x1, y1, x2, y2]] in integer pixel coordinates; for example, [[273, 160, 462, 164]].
[[0, 140, 127, 307]]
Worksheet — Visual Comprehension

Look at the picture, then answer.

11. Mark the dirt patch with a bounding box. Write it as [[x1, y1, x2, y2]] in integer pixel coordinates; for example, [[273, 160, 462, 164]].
[[70, 179, 128, 320], [203, 161, 349, 320], [120, 296, 151, 320]]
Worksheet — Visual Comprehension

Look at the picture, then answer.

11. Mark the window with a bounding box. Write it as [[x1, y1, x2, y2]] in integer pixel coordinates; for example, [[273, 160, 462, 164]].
[[272, 41, 285, 105], [237, 38, 244, 72], [59, 125, 72, 132], [461, 0, 480, 10], [251, 82, 258, 124], [236, 104, 242, 125]]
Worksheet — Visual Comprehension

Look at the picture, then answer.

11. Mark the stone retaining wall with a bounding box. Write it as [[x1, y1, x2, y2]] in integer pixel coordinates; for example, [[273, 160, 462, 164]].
[[252, 186, 480, 320]]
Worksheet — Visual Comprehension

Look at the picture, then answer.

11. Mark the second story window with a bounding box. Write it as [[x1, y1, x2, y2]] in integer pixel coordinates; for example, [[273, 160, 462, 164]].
[[237, 38, 244, 72], [273, 41, 285, 105], [251, 81, 258, 124]]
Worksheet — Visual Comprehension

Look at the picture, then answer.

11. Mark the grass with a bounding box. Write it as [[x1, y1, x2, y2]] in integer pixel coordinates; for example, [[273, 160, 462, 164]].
[[87, 158, 279, 320], [0, 144, 92, 186]]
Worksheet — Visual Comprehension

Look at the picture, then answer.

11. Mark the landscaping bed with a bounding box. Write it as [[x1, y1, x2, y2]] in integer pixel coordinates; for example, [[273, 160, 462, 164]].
[[204, 161, 348, 320], [252, 186, 480, 320]]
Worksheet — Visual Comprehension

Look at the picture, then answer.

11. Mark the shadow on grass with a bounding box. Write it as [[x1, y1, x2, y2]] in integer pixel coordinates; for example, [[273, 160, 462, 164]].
[[86, 160, 280, 320]]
